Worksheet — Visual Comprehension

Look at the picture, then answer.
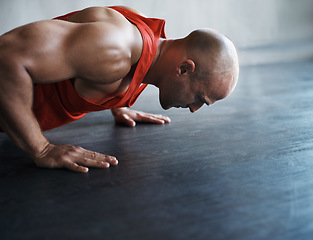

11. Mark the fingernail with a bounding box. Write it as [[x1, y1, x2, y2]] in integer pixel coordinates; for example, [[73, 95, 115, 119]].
[[102, 162, 110, 168]]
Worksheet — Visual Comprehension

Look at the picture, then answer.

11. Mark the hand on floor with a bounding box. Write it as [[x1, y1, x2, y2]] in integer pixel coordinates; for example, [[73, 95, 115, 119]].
[[111, 107, 171, 127], [34, 143, 118, 173]]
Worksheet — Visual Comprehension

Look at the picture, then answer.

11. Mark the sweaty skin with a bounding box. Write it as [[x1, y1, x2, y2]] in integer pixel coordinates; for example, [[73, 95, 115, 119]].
[[0, 6, 170, 172]]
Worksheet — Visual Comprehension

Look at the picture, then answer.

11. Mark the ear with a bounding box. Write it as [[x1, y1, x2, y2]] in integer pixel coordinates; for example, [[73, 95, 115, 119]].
[[177, 59, 195, 76]]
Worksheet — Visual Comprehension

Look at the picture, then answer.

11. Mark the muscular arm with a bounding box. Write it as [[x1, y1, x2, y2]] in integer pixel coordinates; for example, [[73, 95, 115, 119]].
[[0, 57, 48, 157], [0, 19, 125, 172]]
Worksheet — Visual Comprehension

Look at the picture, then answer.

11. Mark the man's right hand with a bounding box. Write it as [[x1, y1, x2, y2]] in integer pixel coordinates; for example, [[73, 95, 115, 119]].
[[34, 144, 118, 173]]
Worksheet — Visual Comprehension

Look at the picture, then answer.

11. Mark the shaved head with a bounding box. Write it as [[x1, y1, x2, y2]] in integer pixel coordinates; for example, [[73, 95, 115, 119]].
[[186, 28, 239, 95], [148, 27, 239, 112]]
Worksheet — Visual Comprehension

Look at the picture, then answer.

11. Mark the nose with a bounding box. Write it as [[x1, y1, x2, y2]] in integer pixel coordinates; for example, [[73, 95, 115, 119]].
[[188, 102, 204, 113]]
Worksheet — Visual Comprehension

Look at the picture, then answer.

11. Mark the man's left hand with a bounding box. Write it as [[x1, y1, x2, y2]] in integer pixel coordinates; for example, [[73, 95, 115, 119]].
[[111, 108, 171, 127]]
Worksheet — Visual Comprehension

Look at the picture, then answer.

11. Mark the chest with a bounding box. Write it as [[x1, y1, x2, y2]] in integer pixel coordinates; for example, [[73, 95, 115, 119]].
[[73, 65, 136, 105]]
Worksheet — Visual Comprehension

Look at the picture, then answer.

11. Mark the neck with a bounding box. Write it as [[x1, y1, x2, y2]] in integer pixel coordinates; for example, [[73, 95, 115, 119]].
[[142, 38, 167, 86], [152, 38, 166, 66], [143, 38, 185, 87]]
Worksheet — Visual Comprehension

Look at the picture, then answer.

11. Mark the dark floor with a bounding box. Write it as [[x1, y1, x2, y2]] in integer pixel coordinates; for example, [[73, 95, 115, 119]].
[[1, 61, 313, 240]]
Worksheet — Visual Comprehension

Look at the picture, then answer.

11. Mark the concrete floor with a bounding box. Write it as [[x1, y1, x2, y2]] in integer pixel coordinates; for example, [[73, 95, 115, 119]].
[[1, 61, 313, 240]]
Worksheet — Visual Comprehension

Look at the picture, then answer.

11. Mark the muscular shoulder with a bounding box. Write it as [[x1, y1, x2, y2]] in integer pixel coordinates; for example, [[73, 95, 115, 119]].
[[66, 6, 146, 23], [115, 6, 147, 17], [68, 18, 143, 83], [0, 7, 144, 85]]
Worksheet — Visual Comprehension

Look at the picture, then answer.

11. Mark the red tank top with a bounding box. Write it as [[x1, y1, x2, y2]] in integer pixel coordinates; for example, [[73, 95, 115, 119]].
[[32, 6, 166, 131]]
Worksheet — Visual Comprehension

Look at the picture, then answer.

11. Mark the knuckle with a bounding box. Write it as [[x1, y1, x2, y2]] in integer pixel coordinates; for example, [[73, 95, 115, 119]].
[[63, 149, 75, 158], [71, 145, 83, 152], [90, 151, 98, 159], [64, 145, 76, 152], [106, 156, 115, 161], [63, 146, 84, 157], [75, 146, 84, 151]]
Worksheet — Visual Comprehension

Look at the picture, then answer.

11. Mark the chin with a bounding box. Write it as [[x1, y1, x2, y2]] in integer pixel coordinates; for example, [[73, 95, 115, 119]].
[[159, 101, 170, 110], [159, 96, 167, 110], [161, 104, 170, 110], [159, 93, 173, 110]]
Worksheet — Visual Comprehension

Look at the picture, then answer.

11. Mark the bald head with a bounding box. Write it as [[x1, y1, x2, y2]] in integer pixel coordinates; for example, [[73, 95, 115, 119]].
[[148, 28, 239, 112], [185, 28, 239, 97]]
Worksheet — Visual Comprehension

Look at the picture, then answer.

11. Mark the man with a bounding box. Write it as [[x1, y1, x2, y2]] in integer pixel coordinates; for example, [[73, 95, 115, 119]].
[[0, 6, 239, 173]]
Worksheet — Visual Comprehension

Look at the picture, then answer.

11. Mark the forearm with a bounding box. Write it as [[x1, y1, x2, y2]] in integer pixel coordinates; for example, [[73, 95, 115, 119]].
[[0, 103, 49, 159], [0, 64, 49, 159], [0, 69, 118, 172], [0, 78, 118, 172]]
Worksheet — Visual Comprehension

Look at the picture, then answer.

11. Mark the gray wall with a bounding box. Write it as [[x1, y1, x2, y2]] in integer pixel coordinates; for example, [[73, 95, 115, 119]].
[[1, 0, 313, 65]]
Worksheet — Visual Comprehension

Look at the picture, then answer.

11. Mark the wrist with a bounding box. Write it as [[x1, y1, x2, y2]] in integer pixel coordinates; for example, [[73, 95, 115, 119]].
[[28, 138, 51, 160]]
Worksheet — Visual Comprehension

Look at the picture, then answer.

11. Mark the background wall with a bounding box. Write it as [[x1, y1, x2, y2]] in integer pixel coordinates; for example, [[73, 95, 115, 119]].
[[1, 0, 313, 65]]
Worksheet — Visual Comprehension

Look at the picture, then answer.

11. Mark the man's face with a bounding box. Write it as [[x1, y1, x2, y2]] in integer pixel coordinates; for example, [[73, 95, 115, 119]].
[[159, 71, 235, 113], [158, 76, 209, 113]]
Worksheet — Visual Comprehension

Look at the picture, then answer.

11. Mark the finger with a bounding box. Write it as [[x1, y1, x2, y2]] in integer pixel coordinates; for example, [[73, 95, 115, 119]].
[[65, 161, 89, 173], [152, 115, 171, 123], [137, 114, 167, 124], [76, 158, 111, 168], [78, 147, 119, 165], [161, 116, 171, 123], [136, 112, 171, 123], [121, 113, 136, 127]]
